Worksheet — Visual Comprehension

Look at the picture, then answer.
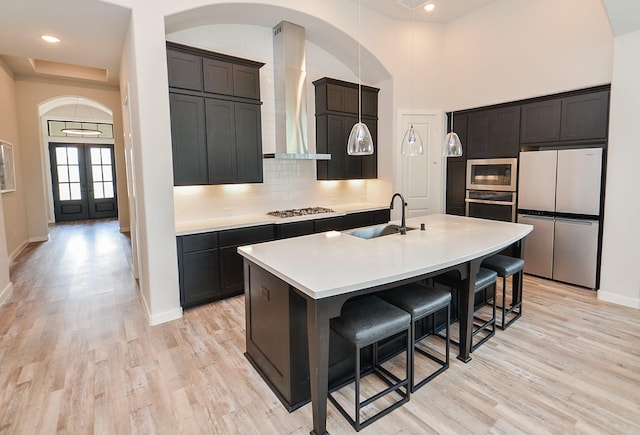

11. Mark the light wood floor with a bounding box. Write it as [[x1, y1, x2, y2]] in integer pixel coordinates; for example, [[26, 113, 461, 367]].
[[1, 219, 639, 434]]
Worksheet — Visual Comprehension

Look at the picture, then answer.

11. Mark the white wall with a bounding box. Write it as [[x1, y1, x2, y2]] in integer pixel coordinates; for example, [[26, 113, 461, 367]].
[[119, 9, 182, 325], [444, 0, 613, 110], [598, 29, 640, 308]]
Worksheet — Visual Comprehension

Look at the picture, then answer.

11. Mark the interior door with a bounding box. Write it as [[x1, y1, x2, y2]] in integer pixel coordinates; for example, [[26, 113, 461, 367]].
[[397, 111, 444, 218], [50, 143, 117, 222]]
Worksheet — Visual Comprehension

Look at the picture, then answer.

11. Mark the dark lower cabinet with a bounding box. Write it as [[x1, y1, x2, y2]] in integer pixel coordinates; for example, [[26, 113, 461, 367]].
[[178, 209, 390, 309], [219, 225, 275, 295], [177, 233, 222, 308]]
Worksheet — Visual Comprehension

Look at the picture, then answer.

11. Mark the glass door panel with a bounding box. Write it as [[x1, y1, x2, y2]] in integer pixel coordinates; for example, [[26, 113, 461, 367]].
[[49, 143, 118, 221]]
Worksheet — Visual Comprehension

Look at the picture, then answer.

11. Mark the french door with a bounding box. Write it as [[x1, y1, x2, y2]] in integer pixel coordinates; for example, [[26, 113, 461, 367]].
[[49, 143, 118, 221]]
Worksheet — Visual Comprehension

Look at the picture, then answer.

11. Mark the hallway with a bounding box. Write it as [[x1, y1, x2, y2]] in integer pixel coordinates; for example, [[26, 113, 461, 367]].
[[0, 220, 639, 434]]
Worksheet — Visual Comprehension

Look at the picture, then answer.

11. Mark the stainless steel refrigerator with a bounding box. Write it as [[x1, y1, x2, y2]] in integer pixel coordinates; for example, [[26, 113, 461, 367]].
[[517, 148, 603, 289]]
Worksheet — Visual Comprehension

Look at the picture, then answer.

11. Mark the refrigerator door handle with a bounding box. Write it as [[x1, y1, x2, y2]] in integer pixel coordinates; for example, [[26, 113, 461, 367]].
[[555, 218, 597, 225]]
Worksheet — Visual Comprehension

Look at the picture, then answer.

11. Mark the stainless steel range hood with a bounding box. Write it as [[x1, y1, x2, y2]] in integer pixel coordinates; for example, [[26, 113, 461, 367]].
[[264, 21, 330, 160]]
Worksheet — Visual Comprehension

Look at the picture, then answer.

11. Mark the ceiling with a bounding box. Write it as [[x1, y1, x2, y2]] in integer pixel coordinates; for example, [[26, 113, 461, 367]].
[[0, 0, 635, 88], [0, 0, 500, 87]]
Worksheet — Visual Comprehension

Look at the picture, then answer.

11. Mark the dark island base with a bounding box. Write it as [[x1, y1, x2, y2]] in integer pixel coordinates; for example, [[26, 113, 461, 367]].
[[243, 262, 469, 412]]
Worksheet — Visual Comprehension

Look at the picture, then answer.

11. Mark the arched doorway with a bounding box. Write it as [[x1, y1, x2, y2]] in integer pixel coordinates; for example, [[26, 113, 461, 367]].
[[39, 96, 117, 222]]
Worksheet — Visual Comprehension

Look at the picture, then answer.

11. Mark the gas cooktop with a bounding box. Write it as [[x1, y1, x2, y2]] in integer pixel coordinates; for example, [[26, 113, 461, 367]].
[[267, 207, 335, 218]]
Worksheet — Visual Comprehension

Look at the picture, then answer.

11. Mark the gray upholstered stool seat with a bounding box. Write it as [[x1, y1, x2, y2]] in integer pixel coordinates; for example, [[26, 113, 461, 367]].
[[329, 295, 411, 431], [379, 283, 451, 392], [481, 254, 524, 329], [433, 267, 497, 351]]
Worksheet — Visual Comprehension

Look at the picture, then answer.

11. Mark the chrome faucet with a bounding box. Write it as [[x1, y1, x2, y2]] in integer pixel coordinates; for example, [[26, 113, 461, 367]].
[[389, 193, 408, 235]]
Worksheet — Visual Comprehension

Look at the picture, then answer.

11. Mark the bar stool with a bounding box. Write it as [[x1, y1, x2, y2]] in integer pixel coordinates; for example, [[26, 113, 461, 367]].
[[481, 254, 524, 329], [328, 295, 411, 431], [433, 267, 497, 352], [378, 283, 451, 392]]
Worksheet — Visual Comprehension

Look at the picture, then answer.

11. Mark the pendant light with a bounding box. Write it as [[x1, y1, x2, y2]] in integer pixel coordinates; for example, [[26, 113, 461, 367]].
[[443, 112, 463, 157], [61, 97, 103, 136], [347, 0, 374, 156], [401, 0, 424, 156]]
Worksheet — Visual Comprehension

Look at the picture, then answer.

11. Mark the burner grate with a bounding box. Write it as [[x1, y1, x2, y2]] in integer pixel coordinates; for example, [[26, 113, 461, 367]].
[[267, 207, 335, 218]]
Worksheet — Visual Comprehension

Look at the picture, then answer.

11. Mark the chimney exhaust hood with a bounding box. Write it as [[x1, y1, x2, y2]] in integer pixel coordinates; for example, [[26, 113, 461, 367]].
[[264, 21, 330, 160]]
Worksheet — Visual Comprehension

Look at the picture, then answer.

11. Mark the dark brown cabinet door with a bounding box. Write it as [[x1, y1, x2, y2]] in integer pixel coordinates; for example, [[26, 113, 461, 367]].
[[560, 91, 609, 141], [446, 158, 467, 216], [203, 58, 233, 95], [167, 49, 203, 91], [466, 107, 520, 158], [205, 99, 236, 184], [181, 249, 222, 306], [177, 234, 222, 308], [520, 99, 562, 144], [490, 106, 520, 158], [169, 94, 208, 185], [233, 64, 261, 100], [235, 102, 263, 183], [360, 117, 378, 179], [466, 111, 490, 158]]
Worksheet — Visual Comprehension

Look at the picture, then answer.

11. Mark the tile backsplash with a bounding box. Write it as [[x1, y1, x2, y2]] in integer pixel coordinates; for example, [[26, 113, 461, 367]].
[[174, 159, 376, 221]]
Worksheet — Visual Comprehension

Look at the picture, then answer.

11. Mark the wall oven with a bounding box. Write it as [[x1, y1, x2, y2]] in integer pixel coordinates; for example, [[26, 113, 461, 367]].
[[465, 158, 518, 222]]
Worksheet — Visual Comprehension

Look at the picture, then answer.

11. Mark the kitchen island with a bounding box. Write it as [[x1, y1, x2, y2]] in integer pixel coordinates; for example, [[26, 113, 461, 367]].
[[238, 214, 532, 435]]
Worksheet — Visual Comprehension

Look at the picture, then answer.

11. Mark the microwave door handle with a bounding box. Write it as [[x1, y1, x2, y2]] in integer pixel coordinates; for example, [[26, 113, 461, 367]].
[[465, 198, 516, 206]]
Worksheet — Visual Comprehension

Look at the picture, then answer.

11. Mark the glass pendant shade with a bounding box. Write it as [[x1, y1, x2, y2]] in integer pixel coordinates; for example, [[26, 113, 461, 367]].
[[401, 124, 424, 156], [347, 122, 374, 155], [444, 131, 463, 157]]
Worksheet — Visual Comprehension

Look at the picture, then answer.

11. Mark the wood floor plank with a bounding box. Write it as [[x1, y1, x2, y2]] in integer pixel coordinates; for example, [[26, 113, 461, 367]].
[[1, 219, 639, 434]]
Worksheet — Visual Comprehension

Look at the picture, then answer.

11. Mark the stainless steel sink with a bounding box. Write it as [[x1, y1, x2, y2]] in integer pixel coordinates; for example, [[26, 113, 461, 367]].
[[343, 224, 416, 239]]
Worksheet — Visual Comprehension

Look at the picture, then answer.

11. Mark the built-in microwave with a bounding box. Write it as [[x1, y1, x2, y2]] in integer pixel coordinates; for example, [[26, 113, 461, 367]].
[[466, 158, 518, 192]]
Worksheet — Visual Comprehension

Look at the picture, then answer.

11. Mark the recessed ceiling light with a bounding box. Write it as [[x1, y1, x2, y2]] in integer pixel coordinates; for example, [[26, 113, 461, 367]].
[[424, 3, 436, 12], [41, 35, 61, 43]]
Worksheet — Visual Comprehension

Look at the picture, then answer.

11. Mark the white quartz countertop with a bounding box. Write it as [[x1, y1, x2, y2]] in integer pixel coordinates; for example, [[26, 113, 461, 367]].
[[237, 214, 533, 300], [175, 202, 388, 235]]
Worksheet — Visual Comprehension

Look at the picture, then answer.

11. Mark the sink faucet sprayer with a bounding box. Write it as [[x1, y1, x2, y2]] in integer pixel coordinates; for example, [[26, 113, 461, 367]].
[[389, 193, 408, 235]]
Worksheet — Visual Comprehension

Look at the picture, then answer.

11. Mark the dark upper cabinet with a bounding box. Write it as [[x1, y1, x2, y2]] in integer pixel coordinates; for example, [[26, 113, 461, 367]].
[[520, 99, 562, 144], [169, 94, 208, 186], [234, 102, 263, 183], [445, 112, 467, 216], [491, 106, 520, 157], [520, 89, 609, 145], [167, 42, 264, 185], [446, 158, 467, 216], [203, 58, 234, 95], [205, 99, 263, 184], [206, 99, 236, 184], [560, 91, 609, 141], [466, 107, 520, 158], [203, 59, 261, 100], [466, 111, 490, 158], [314, 77, 379, 180], [167, 49, 203, 92]]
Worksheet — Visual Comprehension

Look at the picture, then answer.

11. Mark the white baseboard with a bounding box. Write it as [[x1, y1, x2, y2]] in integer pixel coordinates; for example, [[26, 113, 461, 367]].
[[139, 288, 183, 326], [9, 241, 29, 262], [149, 306, 183, 325], [0, 282, 13, 304], [120, 226, 131, 233], [597, 291, 640, 309], [30, 235, 49, 243]]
